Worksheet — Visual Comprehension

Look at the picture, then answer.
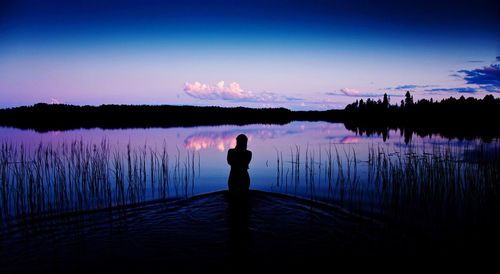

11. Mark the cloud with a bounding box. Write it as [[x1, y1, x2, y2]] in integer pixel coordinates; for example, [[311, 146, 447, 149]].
[[284, 96, 302, 101], [394, 85, 418, 90], [50, 98, 62, 104], [183, 81, 298, 102], [481, 85, 500, 93], [326, 88, 388, 97], [457, 63, 500, 91], [184, 81, 254, 100], [426, 87, 478, 93], [392, 84, 435, 90], [340, 88, 361, 96], [447, 59, 500, 93]]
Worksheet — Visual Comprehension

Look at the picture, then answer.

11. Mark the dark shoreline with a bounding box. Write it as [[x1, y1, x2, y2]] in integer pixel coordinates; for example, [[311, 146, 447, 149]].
[[0, 103, 343, 131], [1, 95, 499, 142]]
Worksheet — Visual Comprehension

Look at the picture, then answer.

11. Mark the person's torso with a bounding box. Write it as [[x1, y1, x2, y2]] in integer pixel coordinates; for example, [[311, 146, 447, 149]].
[[228, 149, 251, 170]]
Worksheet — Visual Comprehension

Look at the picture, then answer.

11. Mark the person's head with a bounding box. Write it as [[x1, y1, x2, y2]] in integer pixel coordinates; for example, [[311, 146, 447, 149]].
[[235, 134, 248, 150]]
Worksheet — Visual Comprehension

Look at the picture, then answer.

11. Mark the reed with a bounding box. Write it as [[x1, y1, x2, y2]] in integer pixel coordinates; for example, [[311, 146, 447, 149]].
[[0, 140, 197, 225], [274, 142, 500, 230]]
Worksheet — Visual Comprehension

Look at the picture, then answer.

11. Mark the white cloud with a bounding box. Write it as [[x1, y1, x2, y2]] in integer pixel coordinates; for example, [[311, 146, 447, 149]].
[[184, 81, 261, 101], [50, 98, 62, 104], [340, 88, 360, 96], [183, 80, 297, 102]]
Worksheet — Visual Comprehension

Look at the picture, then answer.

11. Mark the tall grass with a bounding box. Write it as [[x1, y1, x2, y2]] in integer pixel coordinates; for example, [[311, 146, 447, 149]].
[[273, 142, 500, 230], [2, 137, 498, 233], [0, 140, 198, 224]]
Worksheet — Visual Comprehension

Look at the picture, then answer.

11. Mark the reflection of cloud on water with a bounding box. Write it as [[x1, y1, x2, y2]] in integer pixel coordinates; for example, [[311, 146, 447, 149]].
[[184, 122, 357, 151], [325, 135, 372, 144], [393, 138, 480, 149], [184, 126, 302, 152], [463, 144, 500, 162], [340, 136, 359, 144], [184, 132, 238, 152]]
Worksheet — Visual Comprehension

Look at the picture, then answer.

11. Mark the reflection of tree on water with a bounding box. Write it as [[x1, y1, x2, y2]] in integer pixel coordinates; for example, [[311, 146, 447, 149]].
[[344, 123, 495, 144], [344, 124, 405, 143]]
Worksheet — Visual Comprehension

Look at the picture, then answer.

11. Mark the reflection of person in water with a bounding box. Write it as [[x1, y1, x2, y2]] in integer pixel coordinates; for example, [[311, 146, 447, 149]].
[[227, 134, 252, 194]]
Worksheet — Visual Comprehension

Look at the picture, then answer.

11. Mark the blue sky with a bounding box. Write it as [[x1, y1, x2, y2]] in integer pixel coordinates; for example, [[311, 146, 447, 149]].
[[0, 0, 498, 109]]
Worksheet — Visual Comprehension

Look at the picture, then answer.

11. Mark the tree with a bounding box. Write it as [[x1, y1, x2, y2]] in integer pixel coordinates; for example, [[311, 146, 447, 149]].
[[358, 99, 365, 109], [383, 93, 390, 108], [404, 91, 413, 107]]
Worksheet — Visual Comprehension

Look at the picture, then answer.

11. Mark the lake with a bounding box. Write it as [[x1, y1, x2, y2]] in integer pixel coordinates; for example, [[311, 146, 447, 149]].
[[1, 121, 500, 270], [1, 121, 498, 223]]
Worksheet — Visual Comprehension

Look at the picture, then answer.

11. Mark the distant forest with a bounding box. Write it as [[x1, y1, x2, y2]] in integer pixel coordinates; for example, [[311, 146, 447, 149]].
[[343, 92, 500, 142], [0, 93, 499, 141], [0, 103, 342, 131]]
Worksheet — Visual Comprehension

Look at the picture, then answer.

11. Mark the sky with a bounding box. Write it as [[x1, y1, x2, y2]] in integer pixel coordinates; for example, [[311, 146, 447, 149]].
[[0, 0, 499, 110]]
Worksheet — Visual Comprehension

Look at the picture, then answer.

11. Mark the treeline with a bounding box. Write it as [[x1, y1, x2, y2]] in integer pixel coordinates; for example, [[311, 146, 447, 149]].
[[0, 103, 342, 132], [344, 93, 500, 142], [0, 94, 499, 141]]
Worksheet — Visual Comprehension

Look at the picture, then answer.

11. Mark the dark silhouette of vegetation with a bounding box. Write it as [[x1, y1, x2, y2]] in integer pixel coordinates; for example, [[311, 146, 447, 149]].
[[344, 93, 500, 142], [0, 93, 499, 141], [0, 103, 342, 132]]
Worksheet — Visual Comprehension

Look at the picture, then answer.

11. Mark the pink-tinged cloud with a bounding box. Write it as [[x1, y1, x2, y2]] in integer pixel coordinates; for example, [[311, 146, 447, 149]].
[[183, 81, 280, 102], [340, 88, 360, 96]]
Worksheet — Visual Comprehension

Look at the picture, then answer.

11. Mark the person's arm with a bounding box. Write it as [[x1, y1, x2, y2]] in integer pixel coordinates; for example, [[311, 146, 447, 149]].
[[246, 151, 252, 168], [227, 149, 233, 166]]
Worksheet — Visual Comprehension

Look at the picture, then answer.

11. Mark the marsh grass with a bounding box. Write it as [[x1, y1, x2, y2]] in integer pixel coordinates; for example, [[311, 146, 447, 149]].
[[0, 140, 198, 224], [274, 142, 500, 231], [2, 136, 498, 235]]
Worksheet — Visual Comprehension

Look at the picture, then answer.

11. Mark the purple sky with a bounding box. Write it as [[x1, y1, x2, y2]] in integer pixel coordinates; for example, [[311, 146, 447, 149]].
[[0, 0, 498, 110]]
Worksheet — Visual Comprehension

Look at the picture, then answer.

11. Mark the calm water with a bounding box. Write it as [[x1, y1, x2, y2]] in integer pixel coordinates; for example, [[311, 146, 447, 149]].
[[0, 121, 498, 220], [1, 121, 500, 269]]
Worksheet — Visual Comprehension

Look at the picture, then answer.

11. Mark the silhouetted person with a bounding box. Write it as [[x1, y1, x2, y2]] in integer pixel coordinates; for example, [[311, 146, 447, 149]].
[[226, 134, 252, 268], [227, 134, 252, 195]]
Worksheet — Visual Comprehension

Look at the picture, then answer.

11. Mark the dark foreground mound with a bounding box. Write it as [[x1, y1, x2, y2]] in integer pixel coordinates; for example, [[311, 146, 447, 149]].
[[0, 190, 458, 273]]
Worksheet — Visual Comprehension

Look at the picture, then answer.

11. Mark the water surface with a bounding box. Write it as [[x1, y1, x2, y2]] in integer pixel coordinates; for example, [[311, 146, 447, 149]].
[[0, 121, 498, 220]]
